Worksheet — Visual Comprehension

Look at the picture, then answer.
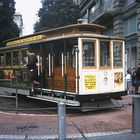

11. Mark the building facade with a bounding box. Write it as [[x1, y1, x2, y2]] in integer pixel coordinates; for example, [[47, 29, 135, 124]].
[[78, 0, 140, 70], [14, 13, 23, 36]]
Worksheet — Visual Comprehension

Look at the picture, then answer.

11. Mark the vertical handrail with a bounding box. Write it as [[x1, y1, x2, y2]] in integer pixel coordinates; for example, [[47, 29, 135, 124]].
[[37, 55, 40, 76], [49, 54, 51, 76], [52, 55, 54, 74], [15, 76, 18, 113], [40, 56, 42, 74], [75, 48, 78, 94], [40, 44, 43, 96], [64, 55, 67, 75], [61, 52, 64, 77], [64, 40, 67, 94]]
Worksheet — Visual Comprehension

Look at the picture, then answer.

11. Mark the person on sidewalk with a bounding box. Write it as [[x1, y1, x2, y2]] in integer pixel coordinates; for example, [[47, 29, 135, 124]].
[[131, 68, 137, 93], [136, 63, 140, 94], [125, 70, 131, 94], [26, 49, 39, 95]]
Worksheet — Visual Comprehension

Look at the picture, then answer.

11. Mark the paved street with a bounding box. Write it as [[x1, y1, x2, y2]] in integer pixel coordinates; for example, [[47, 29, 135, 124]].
[[0, 107, 133, 139], [0, 87, 136, 139]]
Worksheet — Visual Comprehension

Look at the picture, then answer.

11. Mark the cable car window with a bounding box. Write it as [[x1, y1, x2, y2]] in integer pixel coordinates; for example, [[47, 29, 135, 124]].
[[20, 49, 27, 66], [66, 48, 76, 67], [100, 41, 110, 66], [113, 41, 123, 67], [79, 27, 96, 32], [82, 41, 95, 67], [0, 53, 4, 66], [6, 52, 11, 66], [13, 50, 19, 66]]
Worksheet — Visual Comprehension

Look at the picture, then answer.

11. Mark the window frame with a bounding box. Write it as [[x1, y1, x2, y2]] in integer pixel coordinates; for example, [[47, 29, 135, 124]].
[[112, 40, 124, 69], [20, 48, 28, 68], [99, 39, 112, 69], [5, 51, 12, 68], [124, 15, 137, 36], [0, 52, 5, 68], [12, 49, 20, 68], [82, 39, 97, 69]]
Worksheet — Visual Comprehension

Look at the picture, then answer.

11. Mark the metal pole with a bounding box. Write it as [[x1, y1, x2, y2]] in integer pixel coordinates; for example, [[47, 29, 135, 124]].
[[132, 96, 140, 134], [16, 76, 18, 110], [58, 102, 66, 140]]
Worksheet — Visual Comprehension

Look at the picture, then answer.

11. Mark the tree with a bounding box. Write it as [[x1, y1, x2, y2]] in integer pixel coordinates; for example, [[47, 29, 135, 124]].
[[34, 0, 80, 32], [0, 0, 20, 47]]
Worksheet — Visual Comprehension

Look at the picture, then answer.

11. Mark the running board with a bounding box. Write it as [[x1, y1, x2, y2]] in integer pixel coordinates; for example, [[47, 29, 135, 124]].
[[81, 100, 117, 112], [27, 95, 80, 106]]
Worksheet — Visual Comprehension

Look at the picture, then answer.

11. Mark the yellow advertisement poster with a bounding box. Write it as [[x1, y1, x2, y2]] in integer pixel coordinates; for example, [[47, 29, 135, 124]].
[[84, 74, 96, 90]]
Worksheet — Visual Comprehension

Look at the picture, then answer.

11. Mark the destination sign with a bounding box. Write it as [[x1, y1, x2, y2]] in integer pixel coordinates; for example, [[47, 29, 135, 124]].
[[6, 35, 45, 46]]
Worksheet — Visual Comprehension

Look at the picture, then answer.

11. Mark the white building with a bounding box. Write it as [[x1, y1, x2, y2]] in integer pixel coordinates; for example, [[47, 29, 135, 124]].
[[14, 12, 23, 36]]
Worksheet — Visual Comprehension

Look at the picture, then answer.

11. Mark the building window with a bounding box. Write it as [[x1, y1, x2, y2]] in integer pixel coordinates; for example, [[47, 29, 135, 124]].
[[124, 15, 136, 36], [123, 0, 135, 8], [101, 0, 113, 12]]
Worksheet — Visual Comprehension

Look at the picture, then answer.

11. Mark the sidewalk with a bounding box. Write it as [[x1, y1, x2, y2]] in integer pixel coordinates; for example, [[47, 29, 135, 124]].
[[85, 133, 140, 140]]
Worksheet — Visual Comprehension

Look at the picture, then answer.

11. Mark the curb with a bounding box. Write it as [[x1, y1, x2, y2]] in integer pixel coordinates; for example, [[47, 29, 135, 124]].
[[0, 129, 132, 140]]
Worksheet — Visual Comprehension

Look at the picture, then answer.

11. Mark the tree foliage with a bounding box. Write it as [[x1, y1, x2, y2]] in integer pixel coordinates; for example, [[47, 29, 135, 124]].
[[34, 0, 80, 32], [0, 0, 20, 47]]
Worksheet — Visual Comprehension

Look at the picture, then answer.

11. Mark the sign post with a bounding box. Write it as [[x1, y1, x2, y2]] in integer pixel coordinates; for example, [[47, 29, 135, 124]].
[[132, 95, 140, 134], [58, 102, 66, 140]]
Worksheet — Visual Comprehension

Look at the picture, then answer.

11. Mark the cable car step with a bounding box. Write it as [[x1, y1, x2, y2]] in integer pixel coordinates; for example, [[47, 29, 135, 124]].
[[27, 94, 80, 106]]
